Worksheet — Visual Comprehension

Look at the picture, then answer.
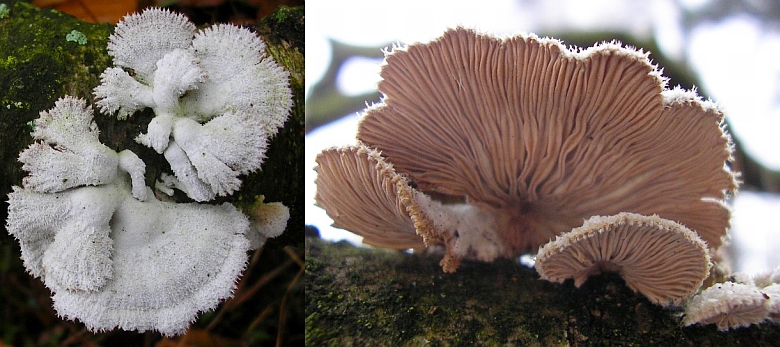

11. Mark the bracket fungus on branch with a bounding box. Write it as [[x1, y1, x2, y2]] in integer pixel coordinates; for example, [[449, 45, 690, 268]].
[[315, 144, 511, 272], [535, 213, 711, 307], [94, 7, 293, 201], [314, 144, 430, 251], [314, 27, 737, 276]]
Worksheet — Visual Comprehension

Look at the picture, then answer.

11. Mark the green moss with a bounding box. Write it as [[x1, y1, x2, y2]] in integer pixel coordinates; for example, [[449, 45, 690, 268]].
[[306, 237, 780, 346], [254, 6, 304, 54], [273, 7, 288, 22]]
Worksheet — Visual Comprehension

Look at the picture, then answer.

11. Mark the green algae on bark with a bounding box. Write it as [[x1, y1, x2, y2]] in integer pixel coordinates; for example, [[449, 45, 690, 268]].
[[305, 237, 780, 346]]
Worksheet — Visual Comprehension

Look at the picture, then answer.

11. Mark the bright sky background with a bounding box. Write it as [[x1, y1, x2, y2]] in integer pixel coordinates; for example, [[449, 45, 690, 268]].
[[305, 0, 780, 274]]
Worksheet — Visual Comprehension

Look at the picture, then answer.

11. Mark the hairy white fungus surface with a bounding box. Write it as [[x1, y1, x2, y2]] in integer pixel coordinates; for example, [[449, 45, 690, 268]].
[[94, 7, 293, 201], [20, 97, 121, 194], [7, 96, 289, 336], [51, 178, 251, 336], [683, 281, 769, 331]]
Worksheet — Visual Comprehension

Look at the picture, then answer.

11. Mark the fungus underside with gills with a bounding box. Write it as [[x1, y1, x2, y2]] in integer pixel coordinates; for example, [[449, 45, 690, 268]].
[[314, 27, 737, 316]]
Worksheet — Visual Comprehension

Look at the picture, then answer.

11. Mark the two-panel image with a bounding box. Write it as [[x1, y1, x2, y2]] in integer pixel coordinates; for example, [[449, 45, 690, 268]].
[[3, 0, 780, 345]]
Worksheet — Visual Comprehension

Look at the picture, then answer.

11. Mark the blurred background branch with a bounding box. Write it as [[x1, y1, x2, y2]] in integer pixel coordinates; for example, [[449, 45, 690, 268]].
[[305, 40, 383, 133]]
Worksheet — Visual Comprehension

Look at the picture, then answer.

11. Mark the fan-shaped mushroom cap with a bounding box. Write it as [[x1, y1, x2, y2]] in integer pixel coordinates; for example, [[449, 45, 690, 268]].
[[535, 213, 711, 306], [51, 180, 251, 336], [314, 144, 432, 250], [7, 97, 146, 292], [165, 112, 270, 201], [20, 96, 119, 193], [357, 27, 736, 256], [316, 145, 516, 272], [245, 196, 290, 250], [683, 281, 769, 330], [184, 23, 292, 136], [107, 8, 195, 83], [6, 184, 120, 292]]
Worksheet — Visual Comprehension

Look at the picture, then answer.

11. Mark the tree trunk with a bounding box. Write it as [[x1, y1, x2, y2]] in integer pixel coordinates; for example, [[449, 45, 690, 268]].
[[306, 236, 780, 346]]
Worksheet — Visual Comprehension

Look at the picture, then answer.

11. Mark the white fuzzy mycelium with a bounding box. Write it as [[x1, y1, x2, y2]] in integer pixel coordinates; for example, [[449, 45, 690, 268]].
[[94, 8, 293, 201]]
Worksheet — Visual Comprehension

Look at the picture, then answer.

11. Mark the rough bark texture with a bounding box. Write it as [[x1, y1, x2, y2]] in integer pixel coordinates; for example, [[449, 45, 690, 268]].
[[0, 1, 303, 344], [306, 236, 780, 346]]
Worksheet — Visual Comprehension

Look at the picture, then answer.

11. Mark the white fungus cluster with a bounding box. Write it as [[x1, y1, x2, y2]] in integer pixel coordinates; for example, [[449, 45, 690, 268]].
[[6, 7, 293, 337], [684, 267, 780, 331], [94, 8, 292, 201]]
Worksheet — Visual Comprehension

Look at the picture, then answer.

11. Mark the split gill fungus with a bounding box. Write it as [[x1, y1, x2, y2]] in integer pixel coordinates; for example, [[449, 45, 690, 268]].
[[314, 26, 737, 292], [5, 8, 293, 336]]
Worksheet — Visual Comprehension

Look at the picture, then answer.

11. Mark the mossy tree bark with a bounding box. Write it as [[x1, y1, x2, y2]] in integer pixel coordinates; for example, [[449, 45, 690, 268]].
[[306, 237, 780, 346], [0, 1, 303, 345]]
